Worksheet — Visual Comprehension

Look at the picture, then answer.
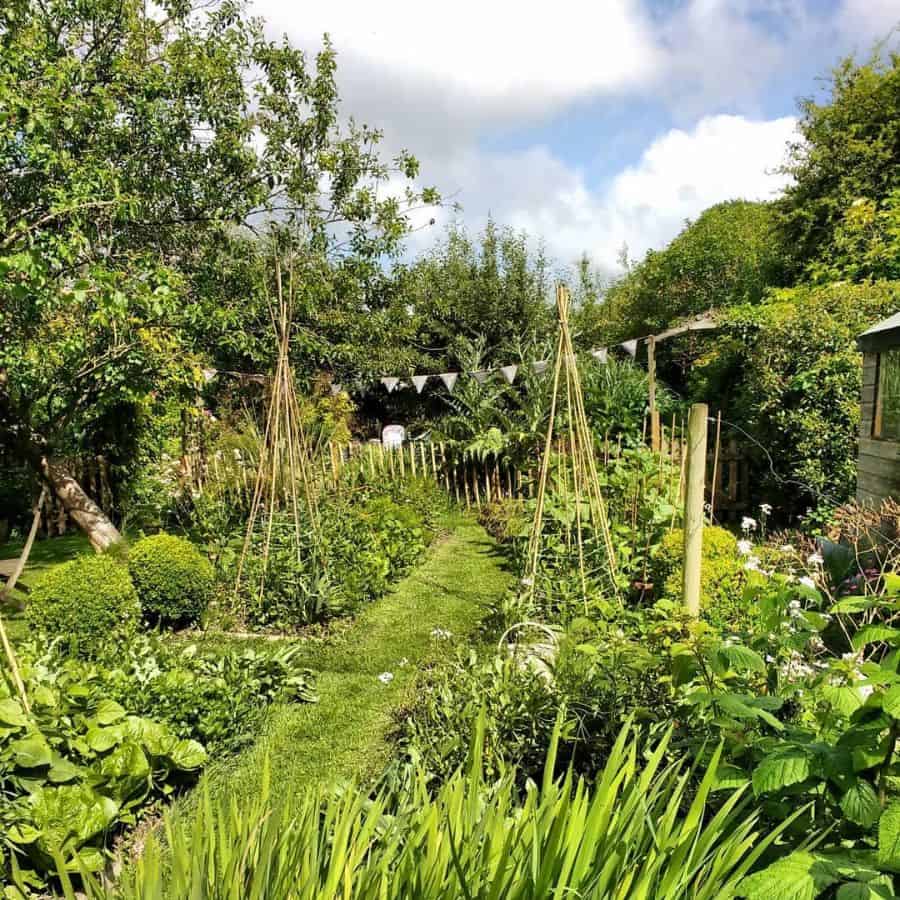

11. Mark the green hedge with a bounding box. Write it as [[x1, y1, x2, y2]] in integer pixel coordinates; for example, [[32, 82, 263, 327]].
[[129, 533, 214, 626], [26, 554, 140, 656]]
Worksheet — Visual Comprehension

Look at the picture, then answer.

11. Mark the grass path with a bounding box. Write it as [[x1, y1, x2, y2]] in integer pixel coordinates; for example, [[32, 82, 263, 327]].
[[189, 514, 511, 808]]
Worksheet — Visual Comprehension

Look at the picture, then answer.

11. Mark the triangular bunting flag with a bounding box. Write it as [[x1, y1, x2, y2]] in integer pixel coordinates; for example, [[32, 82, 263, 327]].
[[621, 339, 638, 357], [500, 364, 518, 384], [590, 348, 608, 364], [330, 383, 343, 395], [472, 369, 491, 384], [411, 374, 429, 394], [202, 367, 217, 382], [439, 372, 458, 392], [381, 376, 400, 393], [533, 360, 549, 374]]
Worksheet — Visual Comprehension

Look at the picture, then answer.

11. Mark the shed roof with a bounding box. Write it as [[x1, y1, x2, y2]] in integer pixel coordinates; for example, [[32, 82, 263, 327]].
[[858, 311, 900, 352]]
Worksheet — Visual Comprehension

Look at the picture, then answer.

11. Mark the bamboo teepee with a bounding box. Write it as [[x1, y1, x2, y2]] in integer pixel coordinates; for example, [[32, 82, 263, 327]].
[[524, 284, 619, 602], [233, 257, 323, 613]]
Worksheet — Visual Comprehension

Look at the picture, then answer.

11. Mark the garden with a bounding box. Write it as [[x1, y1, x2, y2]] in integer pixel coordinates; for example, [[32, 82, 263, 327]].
[[4, 1, 900, 897]]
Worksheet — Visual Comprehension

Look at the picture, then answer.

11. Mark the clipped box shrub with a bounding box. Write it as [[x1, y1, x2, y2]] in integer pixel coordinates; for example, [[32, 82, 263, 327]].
[[26, 554, 140, 656], [650, 526, 747, 626], [129, 533, 214, 626]]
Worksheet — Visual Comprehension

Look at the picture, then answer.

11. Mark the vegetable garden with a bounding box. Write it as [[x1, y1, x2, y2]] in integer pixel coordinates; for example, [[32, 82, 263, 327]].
[[4, 1, 900, 897]]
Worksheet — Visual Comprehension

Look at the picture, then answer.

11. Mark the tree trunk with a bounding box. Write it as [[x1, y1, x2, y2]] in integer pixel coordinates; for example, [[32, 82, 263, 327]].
[[40, 458, 121, 552], [1, 369, 121, 552]]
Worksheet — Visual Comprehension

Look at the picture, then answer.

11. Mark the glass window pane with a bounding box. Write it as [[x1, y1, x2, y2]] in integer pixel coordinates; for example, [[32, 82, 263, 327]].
[[880, 350, 900, 440]]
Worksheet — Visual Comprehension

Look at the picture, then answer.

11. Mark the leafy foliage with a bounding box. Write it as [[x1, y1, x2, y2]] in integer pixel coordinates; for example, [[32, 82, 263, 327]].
[[25, 555, 140, 657], [778, 50, 900, 282], [128, 533, 214, 626], [94, 723, 787, 900], [0, 652, 205, 889]]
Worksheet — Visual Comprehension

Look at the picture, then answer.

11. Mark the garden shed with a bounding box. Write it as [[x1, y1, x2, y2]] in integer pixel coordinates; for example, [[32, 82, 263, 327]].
[[857, 312, 900, 505]]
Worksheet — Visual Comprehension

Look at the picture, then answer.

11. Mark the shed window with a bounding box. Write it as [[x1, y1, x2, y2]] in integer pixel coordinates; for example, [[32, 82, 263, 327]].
[[875, 350, 900, 440]]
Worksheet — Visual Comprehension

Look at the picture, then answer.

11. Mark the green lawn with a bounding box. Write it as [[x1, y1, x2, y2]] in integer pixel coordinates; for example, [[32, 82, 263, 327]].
[[178, 514, 511, 811]]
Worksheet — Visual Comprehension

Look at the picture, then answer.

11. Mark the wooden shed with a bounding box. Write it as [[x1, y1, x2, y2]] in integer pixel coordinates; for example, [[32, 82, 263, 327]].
[[857, 312, 900, 505]]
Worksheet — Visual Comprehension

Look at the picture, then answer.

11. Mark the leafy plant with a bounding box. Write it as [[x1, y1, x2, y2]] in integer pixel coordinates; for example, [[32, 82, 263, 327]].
[[128, 533, 214, 626], [90, 720, 794, 899], [25, 555, 141, 658], [1, 654, 205, 889]]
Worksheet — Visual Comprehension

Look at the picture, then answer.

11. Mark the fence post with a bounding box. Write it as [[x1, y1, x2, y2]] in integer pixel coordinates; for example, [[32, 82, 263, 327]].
[[648, 335, 661, 452], [682, 403, 708, 617]]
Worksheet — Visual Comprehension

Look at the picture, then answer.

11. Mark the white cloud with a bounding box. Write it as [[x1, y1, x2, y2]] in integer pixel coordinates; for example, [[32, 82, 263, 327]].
[[252, 0, 659, 118], [838, 0, 899, 42], [421, 114, 797, 271]]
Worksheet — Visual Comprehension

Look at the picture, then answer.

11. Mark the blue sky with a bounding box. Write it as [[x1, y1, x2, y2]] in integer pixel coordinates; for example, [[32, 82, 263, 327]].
[[251, 0, 898, 273]]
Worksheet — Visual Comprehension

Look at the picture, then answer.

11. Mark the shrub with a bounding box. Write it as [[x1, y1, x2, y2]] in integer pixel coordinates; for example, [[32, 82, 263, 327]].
[[129, 533, 214, 625], [26, 554, 140, 656], [651, 526, 747, 628]]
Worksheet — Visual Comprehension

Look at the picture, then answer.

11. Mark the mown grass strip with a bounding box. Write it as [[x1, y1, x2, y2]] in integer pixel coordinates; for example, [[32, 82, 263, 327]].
[[181, 514, 511, 808]]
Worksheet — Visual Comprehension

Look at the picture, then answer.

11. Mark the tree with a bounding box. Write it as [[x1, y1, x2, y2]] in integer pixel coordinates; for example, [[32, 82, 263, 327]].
[[778, 48, 900, 281], [0, 0, 438, 548], [397, 220, 554, 372], [599, 200, 787, 343], [688, 281, 900, 516]]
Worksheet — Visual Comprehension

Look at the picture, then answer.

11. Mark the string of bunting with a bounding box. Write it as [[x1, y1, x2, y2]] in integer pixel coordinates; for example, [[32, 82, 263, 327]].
[[334, 340, 634, 397]]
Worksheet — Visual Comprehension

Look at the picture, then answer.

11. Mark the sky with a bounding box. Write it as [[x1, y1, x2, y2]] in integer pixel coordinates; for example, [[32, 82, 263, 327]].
[[248, 0, 899, 275]]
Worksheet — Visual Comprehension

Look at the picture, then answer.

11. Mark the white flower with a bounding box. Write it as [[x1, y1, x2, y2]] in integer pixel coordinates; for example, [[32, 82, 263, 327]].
[[378, 672, 394, 684], [807, 552, 824, 566], [799, 576, 816, 589], [780, 544, 795, 553], [431, 628, 453, 640], [741, 516, 758, 532], [398, 658, 409, 668], [744, 556, 762, 572], [737, 539, 753, 555], [760, 503, 772, 515], [520, 576, 534, 588]]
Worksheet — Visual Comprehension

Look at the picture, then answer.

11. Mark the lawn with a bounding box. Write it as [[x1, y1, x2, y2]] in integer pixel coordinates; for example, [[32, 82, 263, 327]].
[[173, 514, 512, 813]]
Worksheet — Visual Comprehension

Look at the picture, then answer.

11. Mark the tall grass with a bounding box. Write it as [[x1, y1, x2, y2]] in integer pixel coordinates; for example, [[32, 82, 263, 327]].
[[78, 718, 793, 899]]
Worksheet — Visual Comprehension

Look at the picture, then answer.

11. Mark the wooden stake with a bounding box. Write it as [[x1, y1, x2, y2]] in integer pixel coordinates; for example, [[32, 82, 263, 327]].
[[648, 335, 661, 452], [683, 403, 708, 617]]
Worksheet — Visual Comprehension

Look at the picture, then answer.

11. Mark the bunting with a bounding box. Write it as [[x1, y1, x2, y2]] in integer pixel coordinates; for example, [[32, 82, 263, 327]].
[[439, 372, 458, 392], [411, 374, 429, 394], [500, 364, 518, 384], [380, 376, 400, 393], [590, 348, 608, 364], [532, 360, 549, 374], [472, 370, 491, 384], [331, 383, 343, 395], [620, 339, 638, 357]]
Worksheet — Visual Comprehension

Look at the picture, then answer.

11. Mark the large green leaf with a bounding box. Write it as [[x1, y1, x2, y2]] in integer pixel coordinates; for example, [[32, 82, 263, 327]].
[[739, 851, 840, 899], [718, 643, 767, 674], [822, 684, 866, 717], [882, 684, 900, 719], [878, 801, 900, 870], [93, 700, 126, 726], [0, 698, 28, 728], [753, 747, 812, 795], [11, 736, 52, 769], [840, 780, 881, 828], [853, 626, 900, 651]]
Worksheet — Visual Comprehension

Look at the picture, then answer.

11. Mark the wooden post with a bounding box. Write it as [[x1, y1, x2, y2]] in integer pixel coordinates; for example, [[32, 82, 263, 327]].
[[430, 443, 438, 482], [648, 335, 660, 452], [409, 442, 416, 476], [683, 403, 708, 617]]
